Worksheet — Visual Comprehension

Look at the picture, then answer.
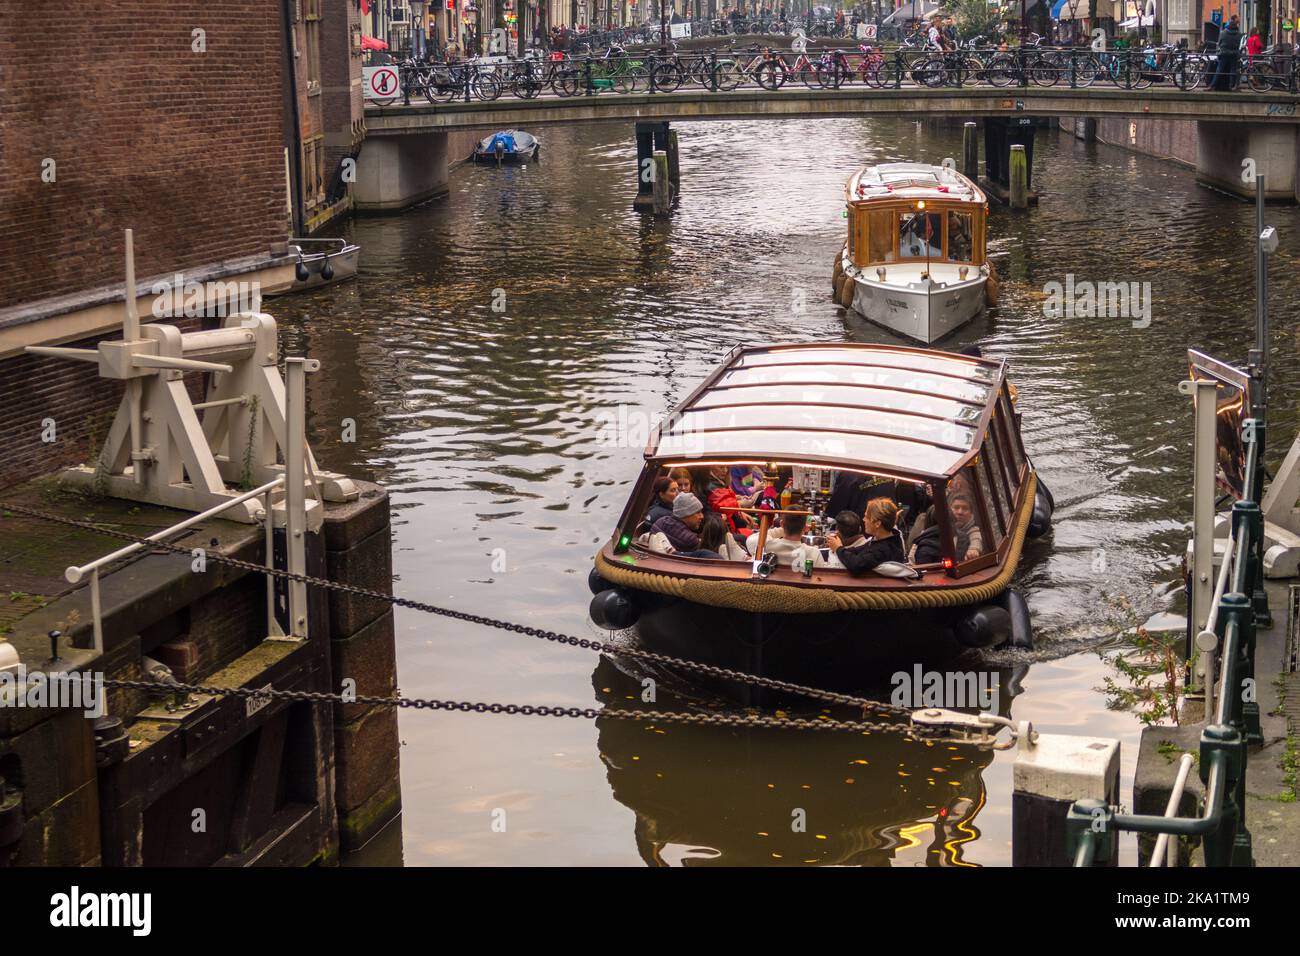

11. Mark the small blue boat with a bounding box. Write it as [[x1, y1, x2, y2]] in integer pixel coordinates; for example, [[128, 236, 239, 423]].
[[472, 130, 540, 165]]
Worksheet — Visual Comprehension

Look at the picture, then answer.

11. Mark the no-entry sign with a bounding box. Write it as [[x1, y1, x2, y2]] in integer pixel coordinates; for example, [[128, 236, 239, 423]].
[[363, 65, 402, 100]]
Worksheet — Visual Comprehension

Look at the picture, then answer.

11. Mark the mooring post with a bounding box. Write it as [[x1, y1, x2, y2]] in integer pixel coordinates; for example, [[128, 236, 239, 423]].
[[667, 129, 681, 193], [652, 150, 671, 215], [1013, 732, 1120, 866], [962, 121, 978, 181], [1009, 144, 1028, 209]]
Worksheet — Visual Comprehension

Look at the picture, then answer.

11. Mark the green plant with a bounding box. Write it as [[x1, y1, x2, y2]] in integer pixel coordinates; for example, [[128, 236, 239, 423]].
[[1101, 627, 1183, 726]]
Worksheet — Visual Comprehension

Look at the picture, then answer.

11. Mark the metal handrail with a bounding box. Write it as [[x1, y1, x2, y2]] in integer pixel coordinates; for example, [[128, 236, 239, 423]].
[[1150, 753, 1196, 867], [1069, 418, 1263, 867], [65, 476, 286, 656]]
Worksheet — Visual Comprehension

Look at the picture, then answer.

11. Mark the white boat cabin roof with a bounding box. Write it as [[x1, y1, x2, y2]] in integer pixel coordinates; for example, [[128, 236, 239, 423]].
[[846, 162, 984, 205], [649, 343, 1007, 481]]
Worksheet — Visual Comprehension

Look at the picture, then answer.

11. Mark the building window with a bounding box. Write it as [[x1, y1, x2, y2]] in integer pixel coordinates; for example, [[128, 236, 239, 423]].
[[305, 0, 322, 92]]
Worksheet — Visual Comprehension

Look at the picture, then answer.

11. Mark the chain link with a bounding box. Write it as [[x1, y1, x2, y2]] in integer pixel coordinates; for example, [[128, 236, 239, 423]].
[[100, 677, 921, 736], [2, 502, 917, 720]]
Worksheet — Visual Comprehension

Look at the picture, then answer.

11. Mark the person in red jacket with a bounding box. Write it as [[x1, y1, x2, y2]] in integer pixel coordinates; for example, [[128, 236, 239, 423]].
[[1246, 28, 1264, 63]]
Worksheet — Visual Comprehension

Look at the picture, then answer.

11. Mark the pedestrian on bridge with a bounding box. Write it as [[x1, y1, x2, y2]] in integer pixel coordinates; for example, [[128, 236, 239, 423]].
[[1213, 14, 1241, 91]]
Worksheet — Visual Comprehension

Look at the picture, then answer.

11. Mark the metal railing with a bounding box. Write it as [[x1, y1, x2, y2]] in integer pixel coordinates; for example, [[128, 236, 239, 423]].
[[371, 46, 1300, 105], [1067, 416, 1266, 867]]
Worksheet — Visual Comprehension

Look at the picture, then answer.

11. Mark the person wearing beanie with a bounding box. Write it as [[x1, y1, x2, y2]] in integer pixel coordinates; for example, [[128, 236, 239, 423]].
[[652, 492, 705, 552]]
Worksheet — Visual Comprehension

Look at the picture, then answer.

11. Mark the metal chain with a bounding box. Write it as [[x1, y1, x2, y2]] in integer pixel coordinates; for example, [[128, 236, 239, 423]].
[[0, 502, 915, 718], [99, 677, 921, 736]]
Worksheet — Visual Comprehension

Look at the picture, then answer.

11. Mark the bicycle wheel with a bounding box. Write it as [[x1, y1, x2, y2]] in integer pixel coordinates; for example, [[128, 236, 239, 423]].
[[473, 72, 502, 101], [756, 60, 787, 90], [651, 62, 683, 93], [914, 56, 947, 88], [960, 54, 985, 87], [861, 57, 887, 88], [553, 69, 582, 97], [1130, 56, 1154, 90], [1030, 52, 1062, 87], [1069, 53, 1101, 88], [799, 62, 822, 88], [985, 53, 1017, 87], [1247, 62, 1277, 92], [513, 75, 542, 98], [713, 60, 742, 91]]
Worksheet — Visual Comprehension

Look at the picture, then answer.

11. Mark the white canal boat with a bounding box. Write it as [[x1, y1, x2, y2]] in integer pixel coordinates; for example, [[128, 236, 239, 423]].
[[833, 163, 997, 344]]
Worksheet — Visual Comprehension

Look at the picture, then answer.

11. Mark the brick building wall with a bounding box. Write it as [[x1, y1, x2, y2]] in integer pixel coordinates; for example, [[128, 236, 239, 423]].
[[0, 1, 290, 310], [0, 1, 292, 491]]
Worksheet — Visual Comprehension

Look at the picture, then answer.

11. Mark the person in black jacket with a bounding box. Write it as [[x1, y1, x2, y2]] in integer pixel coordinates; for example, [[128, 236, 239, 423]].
[[908, 505, 944, 565], [825, 500, 904, 576], [644, 475, 680, 528], [1213, 15, 1242, 91]]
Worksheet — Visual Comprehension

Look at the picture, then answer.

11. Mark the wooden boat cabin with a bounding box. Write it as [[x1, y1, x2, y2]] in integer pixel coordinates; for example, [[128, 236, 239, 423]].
[[834, 163, 993, 344]]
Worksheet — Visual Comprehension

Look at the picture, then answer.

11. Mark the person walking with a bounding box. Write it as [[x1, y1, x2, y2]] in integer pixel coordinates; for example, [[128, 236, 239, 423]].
[[1246, 26, 1263, 65], [1213, 15, 1242, 91]]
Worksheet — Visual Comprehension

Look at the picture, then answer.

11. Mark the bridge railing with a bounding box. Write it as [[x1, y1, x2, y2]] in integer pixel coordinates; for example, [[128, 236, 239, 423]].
[[374, 47, 1300, 106], [1066, 416, 1266, 868]]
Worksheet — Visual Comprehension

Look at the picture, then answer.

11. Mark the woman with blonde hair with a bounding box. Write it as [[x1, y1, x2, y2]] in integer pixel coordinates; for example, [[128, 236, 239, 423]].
[[825, 499, 904, 576]]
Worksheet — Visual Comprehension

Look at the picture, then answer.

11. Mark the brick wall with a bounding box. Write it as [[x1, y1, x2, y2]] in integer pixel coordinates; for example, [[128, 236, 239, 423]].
[[0, 322, 206, 492], [0, 1, 290, 309]]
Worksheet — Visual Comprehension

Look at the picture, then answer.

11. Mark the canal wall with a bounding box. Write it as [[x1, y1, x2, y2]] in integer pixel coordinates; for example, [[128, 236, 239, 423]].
[[0, 481, 401, 865], [1061, 116, 1300, 200]]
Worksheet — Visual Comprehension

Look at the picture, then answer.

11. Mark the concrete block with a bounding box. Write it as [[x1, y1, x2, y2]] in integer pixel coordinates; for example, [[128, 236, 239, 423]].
[[322, 481, 391, 552], [1133, 724, 1204, 866]]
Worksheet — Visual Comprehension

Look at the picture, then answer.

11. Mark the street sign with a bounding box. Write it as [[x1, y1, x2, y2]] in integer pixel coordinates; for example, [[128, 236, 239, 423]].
[[362, 65, 402, 100], [670, 22, 692, 38]]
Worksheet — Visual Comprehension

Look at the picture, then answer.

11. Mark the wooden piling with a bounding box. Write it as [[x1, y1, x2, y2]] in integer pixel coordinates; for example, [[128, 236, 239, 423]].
[[962, 122, 978, 182], [1009, 144, 1028, 209], [667, 130, 680, 193], [652, 150, 671, 215]]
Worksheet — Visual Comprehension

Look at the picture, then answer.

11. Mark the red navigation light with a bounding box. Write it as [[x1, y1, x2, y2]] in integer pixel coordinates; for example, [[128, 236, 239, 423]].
[[942, 558, 955, 570]]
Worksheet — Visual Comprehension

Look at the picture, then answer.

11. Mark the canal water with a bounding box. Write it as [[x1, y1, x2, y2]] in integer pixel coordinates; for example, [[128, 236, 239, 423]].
[[273, 117, 1300, 866]]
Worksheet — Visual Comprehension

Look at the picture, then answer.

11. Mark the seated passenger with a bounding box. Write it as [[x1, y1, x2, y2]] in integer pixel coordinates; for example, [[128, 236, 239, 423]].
[[825, 500, 905, 576], [645, 476, 679, 527], [652, 492, 704, 552], [708, 482, 755, 537], [668, 467, 694, 497], [730, 465, 767, 499], [765, 513, 808, 560], [676, 512, 728, 559], [908, 506, 944, 565], [950, 494, 984, 561]]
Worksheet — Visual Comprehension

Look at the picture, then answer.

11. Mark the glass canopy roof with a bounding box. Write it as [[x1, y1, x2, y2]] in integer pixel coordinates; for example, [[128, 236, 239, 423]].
[[648, 344, 1004, 478]]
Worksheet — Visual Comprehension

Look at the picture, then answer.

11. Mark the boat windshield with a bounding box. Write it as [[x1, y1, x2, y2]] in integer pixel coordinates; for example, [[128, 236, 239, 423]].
[[899, 212, 942, 259], [856, 206, 981, 267]]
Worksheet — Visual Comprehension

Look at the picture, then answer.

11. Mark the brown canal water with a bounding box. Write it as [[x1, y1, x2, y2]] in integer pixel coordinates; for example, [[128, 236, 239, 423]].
[[272, 117, 1300, 866]]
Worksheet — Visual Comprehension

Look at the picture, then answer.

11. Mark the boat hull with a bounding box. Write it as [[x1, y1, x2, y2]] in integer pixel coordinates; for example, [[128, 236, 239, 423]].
[[264, 244, 360, 296], [622, 590, 984, 703], [848, 267, 987, 344], [472, 146, 538, 164]]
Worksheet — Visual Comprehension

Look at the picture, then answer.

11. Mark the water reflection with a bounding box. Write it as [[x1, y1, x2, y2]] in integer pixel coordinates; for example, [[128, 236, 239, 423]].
[[591, 656, 1034, 866]]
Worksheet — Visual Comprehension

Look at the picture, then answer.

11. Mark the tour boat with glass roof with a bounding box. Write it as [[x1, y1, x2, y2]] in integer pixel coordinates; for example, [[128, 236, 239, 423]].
[[833, 163, 995, 345], [589, 342, 1053, 690]]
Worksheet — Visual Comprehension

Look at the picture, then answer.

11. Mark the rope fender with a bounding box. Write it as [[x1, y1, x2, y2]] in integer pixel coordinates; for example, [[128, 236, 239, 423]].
[[594, 471, 1037, 614]]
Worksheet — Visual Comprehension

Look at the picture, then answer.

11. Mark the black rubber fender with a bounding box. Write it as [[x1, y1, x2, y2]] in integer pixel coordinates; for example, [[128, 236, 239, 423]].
[[588, 565, 616, 596], [990, 588, 1034, 650], [954, 605, 1012, 649], [1027, 483, 1053, 539], [590, 588, 640, 630]]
